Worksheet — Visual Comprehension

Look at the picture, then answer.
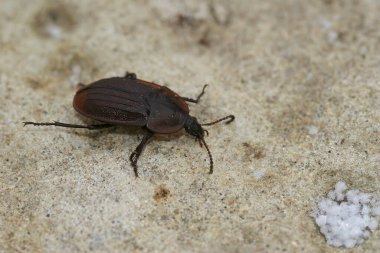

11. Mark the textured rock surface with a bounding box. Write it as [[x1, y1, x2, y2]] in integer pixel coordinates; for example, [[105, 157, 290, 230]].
[[1, 0, 379, 252]]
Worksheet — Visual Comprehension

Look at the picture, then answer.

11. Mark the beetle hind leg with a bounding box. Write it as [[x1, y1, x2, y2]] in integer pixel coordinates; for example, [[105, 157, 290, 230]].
[[124, 72, 137, 80], [182, 84, 208, 103], [23, 121, 114, 130], [129, 130, 154, 177]]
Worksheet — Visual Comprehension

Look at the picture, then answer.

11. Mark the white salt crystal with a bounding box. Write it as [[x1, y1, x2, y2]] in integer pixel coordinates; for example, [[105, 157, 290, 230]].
[[312, 181, 380, 248], [253, 168, 266, 180], [306, 125, 319, 135]]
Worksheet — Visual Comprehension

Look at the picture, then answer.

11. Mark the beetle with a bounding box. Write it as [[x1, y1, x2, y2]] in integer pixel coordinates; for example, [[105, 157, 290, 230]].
[[24, 72, 235, 177]]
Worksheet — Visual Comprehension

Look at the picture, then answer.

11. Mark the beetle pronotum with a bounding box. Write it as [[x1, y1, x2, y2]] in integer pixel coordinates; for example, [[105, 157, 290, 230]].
[[24, 72, 235, 177]]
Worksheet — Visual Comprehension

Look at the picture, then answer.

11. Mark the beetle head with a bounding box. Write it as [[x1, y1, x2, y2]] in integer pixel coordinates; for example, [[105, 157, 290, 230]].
[[184, 116, 204, 139], [184, 116, 213, 174], [183, 114, 234, 175]]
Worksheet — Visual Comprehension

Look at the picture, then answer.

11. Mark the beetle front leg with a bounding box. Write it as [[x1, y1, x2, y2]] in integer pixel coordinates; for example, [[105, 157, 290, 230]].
[[181, 84, 208, 103], [129, 130, 154, 177], [23, 121, 114, 130]]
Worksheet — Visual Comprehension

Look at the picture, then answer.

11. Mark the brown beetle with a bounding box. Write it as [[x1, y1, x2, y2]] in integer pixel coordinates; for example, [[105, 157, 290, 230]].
[[24, 73, 235, 177]]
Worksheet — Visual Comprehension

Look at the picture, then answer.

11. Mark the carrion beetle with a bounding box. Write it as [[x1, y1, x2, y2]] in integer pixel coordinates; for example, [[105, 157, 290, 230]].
[[24, 72, 235, 177]]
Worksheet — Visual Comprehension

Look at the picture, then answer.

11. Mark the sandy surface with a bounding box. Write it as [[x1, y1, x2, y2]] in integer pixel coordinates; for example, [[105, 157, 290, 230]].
[[1, 0, 380, 252]]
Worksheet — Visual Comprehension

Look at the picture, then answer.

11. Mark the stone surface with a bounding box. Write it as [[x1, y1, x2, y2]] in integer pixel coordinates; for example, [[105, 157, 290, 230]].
[[1, 0, 379, 252]]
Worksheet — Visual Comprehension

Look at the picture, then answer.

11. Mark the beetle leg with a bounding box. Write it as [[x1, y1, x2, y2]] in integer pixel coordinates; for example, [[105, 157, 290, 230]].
[[124, 72, 137, 80], [181, 84, 208, 103], [23, 121, 114, 130], [129, 130, 154, 177], [77, 82, 86, 89]]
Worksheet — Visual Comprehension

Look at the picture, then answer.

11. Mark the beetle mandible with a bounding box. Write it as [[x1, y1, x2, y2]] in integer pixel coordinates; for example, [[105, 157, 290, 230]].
[[24, 72, 235, 177]]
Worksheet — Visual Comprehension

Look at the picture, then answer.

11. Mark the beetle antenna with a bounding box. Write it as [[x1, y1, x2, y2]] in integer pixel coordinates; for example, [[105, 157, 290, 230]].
[[201, 115, 235, 126], [200, 138, 213, 174]]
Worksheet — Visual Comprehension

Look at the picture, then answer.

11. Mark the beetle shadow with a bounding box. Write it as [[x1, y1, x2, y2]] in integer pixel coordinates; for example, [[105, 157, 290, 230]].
[[70, 123, 141, 139], [71, 123, 185, 142], [70, 116, 190, 149], [112, 127, 187, 143], [152, 131, 186, 142]]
